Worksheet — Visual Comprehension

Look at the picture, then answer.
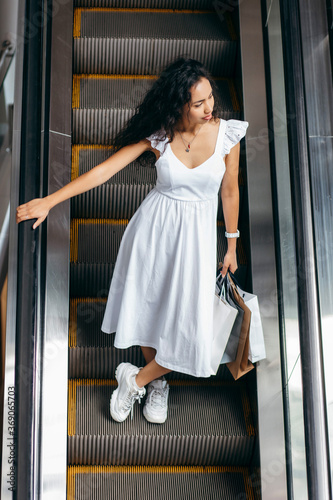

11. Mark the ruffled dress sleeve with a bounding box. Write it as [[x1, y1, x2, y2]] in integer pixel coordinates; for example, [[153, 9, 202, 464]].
[[223, 119, 249, 157], [146, 132, 169, 156]]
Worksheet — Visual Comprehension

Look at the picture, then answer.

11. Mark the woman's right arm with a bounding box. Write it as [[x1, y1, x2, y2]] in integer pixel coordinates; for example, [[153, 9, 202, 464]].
[[16, 139, 152, 229]]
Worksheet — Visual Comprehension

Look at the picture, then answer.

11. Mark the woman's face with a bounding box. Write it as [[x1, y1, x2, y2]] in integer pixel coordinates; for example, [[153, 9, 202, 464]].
[[181, 77, 215, 125]]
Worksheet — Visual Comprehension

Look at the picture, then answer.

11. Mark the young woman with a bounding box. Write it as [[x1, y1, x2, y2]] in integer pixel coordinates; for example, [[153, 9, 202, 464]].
[[16, 58, 248, 425]]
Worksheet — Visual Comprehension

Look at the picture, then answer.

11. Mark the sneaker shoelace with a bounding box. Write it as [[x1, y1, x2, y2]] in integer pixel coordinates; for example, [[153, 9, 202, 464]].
[[123, 387, 143, 420], [149, 385, 168, 409]]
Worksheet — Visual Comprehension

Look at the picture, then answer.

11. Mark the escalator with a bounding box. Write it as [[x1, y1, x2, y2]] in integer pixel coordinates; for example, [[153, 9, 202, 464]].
[[67, 2, 260, 498], [3, 0, 333, 498]]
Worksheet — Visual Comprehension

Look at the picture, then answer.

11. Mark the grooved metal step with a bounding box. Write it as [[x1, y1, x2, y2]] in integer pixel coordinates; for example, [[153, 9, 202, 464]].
[[71, 145, 157, 219], [73, 76, 240, 111], [70, 145, 246, 219], [69, 218, 248, 296], [68, 3, 260, 496], [68, 345, 236, 380], [73, 11, 237, 75], [74, 0, 215, 8], [72, 76, 241, 143], [68, 380, 255, 465], [67, 465, 258, 500], [68, 297, 236, 379], [69, 261, 247, 297], [70, 218, 247, 264]]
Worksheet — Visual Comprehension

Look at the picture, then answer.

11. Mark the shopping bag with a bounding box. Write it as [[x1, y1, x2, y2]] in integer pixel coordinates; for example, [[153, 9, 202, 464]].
[[226, 273, 254, 380], [216, 267, 244, 364], [211, 284, 238, 373], [236, 286, 266, 363], [220, 285, 244, 364]]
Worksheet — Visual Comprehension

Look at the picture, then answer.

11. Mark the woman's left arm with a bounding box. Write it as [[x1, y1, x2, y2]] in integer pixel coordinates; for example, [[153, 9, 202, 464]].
[[220, 142, 240, 277]]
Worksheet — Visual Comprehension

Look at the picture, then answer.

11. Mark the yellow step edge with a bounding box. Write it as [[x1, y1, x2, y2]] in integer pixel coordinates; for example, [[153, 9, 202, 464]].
[[70, 218, 129, 263], [67, 464, 249, 474], [240, 384, 256, 437], [68, 377, 244, 389], [76, 7, 213, 12], [67, 379, 78, 437], [71, 144, 80, 181], [71, 144, 114, 180], [69, 297, 107, 347], [73, 8, 81, 38], [69, 299, 77, 348], [68, 379, 117, 435], [224, 12, 237, 41], [227, 79, 240, 112], [67, 465, 253, 500], [243, 467, 256, 499]]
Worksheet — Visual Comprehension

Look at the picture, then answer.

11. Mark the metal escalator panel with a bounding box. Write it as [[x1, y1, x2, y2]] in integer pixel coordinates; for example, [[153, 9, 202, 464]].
[[68, 4, 260, 500]]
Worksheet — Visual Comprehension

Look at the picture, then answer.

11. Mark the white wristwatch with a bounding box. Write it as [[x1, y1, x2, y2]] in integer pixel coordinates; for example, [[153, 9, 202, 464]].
[[225, 229, 240, 238]]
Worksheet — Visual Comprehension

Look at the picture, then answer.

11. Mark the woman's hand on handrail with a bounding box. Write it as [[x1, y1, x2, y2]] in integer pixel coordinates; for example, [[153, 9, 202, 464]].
[[16, 197, 52, 229]]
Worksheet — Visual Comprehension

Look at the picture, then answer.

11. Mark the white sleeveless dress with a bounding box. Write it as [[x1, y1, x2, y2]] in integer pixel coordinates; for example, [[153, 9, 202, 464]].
[[101, 118, 249, 377]]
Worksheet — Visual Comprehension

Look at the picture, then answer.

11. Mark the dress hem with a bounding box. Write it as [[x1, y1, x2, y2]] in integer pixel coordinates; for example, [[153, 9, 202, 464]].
[[111, 338, 214, 379]]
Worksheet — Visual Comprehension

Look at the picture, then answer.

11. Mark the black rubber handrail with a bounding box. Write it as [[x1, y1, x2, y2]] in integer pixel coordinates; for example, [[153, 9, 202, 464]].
[[14, 0, 50, 497]]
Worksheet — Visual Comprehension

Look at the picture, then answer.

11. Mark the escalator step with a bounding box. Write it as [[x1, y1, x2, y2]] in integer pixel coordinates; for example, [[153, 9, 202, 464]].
[[68, 379, 255, 465], [70, 145, 245, 219], [69, 261, 248, 298], [73, 11, 237, 75], [71, 144, 156, 219], [74, 0, 215, 8], [72, 146, 157, 184], [68, 345, 235, 380], [70, 219, 247, 264], [67, 297, 239, 380], [67, 465, 255, 500], [72, 76, 241, 143], [73, 76, 240, 111], [67, 298, 235, 381], [69, 218, 248, 296]]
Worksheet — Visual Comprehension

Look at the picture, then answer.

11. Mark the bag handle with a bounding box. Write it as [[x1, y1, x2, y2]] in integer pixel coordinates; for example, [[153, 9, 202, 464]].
[[216, 263, 242, 289]]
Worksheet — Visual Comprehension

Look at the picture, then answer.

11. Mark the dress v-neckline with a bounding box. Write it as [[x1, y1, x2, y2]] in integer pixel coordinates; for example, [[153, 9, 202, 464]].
[[168, 118, 222, 171]]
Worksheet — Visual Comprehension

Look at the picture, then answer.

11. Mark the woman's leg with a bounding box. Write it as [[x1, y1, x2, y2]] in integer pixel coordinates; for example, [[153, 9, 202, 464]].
[[136, 358, 171, 387], [141, 346, 156, 364]]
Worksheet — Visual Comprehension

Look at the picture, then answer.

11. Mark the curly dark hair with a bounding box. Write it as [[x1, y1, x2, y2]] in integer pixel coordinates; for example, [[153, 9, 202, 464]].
[[112, 57, 223, 165]]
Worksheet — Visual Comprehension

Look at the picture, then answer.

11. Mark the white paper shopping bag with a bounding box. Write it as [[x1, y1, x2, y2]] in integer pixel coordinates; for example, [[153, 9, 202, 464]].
[[236, 286, 266, 363], [211, 288, 238, 373]]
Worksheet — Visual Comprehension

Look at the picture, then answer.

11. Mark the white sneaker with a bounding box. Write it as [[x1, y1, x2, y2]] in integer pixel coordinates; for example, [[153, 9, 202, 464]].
[[143, 377, 169, 424], [110, 362, 146, 422]]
